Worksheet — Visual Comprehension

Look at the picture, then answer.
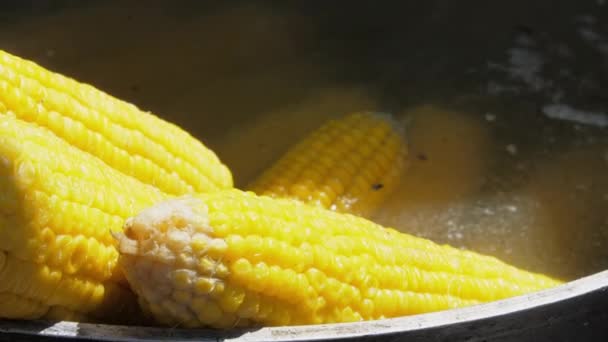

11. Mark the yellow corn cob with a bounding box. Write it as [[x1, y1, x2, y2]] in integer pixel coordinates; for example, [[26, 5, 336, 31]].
[[0, 113, 172, 322], [115, 189, 562, 329], [248, 112, 408, 218], [0, 49, 232, 195]]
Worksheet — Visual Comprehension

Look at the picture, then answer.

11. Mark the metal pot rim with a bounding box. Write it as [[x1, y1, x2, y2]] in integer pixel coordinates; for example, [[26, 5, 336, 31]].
[[1, 270, 606, 341]]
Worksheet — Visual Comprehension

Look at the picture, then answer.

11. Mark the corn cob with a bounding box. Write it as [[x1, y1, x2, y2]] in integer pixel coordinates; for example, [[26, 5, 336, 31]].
[[116, 189, 562, 329], [0, 49, 232, 195], [248, 112, 408, 218], [0, 113, 172, 322]]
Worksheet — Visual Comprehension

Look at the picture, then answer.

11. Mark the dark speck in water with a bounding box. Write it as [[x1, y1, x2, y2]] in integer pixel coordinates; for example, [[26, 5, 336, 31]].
[[371, 183, 384, 191], [417, 153, 428, 161]]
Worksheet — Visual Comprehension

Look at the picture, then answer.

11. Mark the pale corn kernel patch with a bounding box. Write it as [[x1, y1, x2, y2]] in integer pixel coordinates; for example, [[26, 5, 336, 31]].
[[176, 252, 196, 269], [172, 290, 192, 304], [214, 263, 230, 278], [166, 229, 192, 251], [192, 297, 222, 324], [193, 277, 216, 295], [117, 195, 239, 327], [197, 257, 219, 276], [217, 285, 246, 313], [171, 269, 196, 290]]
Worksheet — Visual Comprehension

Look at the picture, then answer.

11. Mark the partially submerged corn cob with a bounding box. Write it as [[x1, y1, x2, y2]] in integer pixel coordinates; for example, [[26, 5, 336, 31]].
[[0, 49, 232, 195], [0, 114, 171, 322], [116, 189, 562, 329], [248, 112, 408, 218]]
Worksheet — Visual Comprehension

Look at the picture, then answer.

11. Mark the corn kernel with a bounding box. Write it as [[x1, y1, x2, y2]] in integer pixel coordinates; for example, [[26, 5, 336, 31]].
[[192, 297, 223, 324], [193, 277, 216, 295]]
